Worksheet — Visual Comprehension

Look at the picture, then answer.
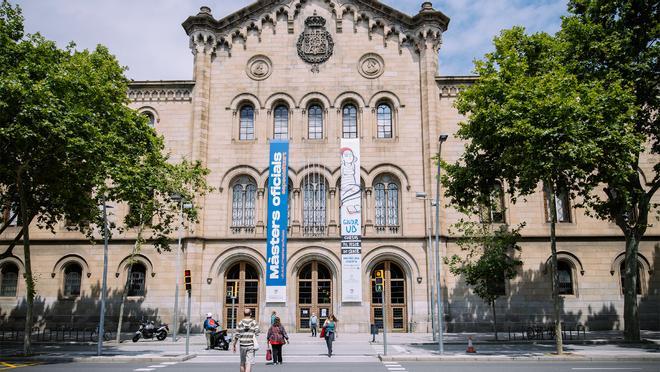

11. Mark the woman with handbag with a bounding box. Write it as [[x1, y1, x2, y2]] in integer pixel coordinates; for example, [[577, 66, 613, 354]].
[[322, 315, 337, 357], [266, 316, 289, 365]]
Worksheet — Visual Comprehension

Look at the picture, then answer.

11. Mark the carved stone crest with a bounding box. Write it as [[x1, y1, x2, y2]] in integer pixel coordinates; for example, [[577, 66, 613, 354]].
[[358, 53, 385, 79], [297, 13, 334, 73], [246, 55, 272, 81]]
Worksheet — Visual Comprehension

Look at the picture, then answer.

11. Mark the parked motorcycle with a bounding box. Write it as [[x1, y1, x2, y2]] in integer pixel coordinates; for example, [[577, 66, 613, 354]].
[[132, 320, 169, 342], [211, 329, 231, 350]]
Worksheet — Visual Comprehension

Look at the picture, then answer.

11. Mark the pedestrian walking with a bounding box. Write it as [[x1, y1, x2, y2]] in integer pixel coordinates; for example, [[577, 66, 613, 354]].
[[322, 315, 337, 357], [203, 313, 219, 350], [270, 310, 277, 325], [309, 313, 318, 337], [267, 316, 289, 365], [232, 308, 260, 372]]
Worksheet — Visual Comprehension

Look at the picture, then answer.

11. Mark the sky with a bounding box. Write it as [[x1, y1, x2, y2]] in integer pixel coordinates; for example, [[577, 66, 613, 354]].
[[14, 0, 567, 80]]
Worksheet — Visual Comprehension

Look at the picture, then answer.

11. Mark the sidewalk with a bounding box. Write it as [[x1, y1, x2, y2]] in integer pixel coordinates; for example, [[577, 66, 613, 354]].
[[1, 331, 659, 363]]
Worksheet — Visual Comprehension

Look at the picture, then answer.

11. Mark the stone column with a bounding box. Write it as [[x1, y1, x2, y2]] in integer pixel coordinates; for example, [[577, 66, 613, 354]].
[[256, 188, 265, 234], [291, 188, 301, 235], [328, 187, 338, 235], [364, 187, 373, 235]]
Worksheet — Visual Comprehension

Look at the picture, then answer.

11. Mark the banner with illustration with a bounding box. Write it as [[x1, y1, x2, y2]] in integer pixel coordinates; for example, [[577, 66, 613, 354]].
[[340, 138, 362, 302], [266, 140, 289, 302]]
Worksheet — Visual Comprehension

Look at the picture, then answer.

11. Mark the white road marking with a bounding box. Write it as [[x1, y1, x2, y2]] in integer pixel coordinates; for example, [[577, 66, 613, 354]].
[[134, 369, 155, 372], [147, 365, 167, 368], [160, 362, 178, 365], [386, 368, 406, 371], [572, 369, 642, 371]]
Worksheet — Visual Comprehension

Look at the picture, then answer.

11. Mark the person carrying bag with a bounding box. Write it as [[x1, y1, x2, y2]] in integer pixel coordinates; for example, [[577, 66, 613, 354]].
[[266, 316, 289, 365], [322, 315, 337, 357]]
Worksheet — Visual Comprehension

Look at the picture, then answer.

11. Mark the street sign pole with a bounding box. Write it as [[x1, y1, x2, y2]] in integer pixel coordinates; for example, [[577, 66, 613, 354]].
[[382, 286, 387, 356], [186, 288, 191, 355]]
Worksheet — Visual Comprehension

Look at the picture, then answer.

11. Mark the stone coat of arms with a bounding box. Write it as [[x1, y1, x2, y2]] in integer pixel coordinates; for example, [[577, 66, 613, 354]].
[[297, 13, 334, 73]]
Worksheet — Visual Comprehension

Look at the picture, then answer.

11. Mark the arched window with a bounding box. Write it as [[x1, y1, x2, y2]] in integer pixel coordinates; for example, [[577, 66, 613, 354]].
[[376, 103, 393, 138], [0, 262, 19, 297], [481, 181, 506, 223], [239, 105, 255, 140], [128, 263, 146, 297], [63, 263, 82, 297], [308, 104, 323, 139], [342, 104, 358, 139], [302, 174, 327, 236], [231, 176, 257, 232], [273, 105, 289, 139], [557, 260, 574, 295], [543, 184, 571, 222], [143, 111, 156, 127], [620, 261, 642, 295], [374, 175, 399, 233]]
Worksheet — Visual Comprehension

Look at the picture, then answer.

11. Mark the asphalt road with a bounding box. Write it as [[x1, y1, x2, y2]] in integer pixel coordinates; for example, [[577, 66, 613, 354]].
[[3, 360, 659, 372]]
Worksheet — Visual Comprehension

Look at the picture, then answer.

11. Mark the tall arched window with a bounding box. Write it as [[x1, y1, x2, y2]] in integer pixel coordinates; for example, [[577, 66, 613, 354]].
[[63, 262, 82, 297], [239, 105, 255, 140], [128, 263, 146, 297], [231, 176, 257, 232], [374, 175, 399, 233], [481, 181, 506, 223], [143, 112, 156, 127], [544, 184, 571, 222], [0, 262, 19, 297], [273, 105, 289, 139], [2, 202, 20, 227], [302, 174, 327, 236], [308, 104, 323, 139], [376, 103, 393, 138], [557, 260, 574, 295], [342, 104, 358, 139]]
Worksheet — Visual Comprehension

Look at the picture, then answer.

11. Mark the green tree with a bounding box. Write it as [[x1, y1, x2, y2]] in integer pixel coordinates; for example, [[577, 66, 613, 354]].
[[0, 1, 166, 354], [445, 220, 523, 340], [442, 27, 638, 354], [559, 0, 659, 342], [108, 155, 212, 342]]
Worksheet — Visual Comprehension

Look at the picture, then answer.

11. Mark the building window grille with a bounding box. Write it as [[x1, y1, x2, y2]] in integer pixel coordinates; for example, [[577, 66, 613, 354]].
[[302, 174, 327, 236], [544, 185, 571, 223], [128, 263, 146, 297], [308, 105, 323, 139], [557, 260, 574, 295], [231, 176, 257, 233], [63, 263, 82, 297], [342, 104, 358, 139], [0, 263, 18, 297], [374, 175, 399, 233], [376, 103, 393, 138], [273, 105, 289, 139], [239, 105, 255, 140]]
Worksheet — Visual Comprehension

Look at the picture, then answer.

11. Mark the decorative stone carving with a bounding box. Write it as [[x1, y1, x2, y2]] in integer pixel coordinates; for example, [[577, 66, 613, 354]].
[[297, 12, 334, 73], [358, 53, 384, 79], [246, 55, 272, 81]]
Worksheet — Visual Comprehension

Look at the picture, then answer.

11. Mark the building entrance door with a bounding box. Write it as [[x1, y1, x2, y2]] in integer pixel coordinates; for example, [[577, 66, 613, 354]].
[[371, 261, 407, 332], [224, 261, 259, 329], [297, 261, 332, 331]]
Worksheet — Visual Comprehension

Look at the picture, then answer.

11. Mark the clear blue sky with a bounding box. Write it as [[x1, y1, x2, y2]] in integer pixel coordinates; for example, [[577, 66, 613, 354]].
[[14, 0, 567, 80]]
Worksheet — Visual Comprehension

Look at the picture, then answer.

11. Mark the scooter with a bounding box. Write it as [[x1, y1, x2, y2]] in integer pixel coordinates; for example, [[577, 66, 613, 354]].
[[211, 329, 231, 350], [132, 320, 169, 342]]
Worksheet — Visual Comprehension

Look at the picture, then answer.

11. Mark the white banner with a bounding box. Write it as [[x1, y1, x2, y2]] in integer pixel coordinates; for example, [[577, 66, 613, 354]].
[[340, 139, 362, 303]]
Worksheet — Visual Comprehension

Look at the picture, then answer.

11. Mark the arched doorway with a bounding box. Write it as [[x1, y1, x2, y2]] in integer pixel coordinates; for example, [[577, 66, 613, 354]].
[[296, 261, 333, 331], [371, 261, 407, 332], [224, 262, 259, 329]]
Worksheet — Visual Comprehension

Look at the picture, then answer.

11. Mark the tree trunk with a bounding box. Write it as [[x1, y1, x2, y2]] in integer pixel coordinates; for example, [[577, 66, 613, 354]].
[[623, 233, 640, 341], [115, 222, 144, 343], [491, 299, 498, 341], [548, 184, 563, 355], [18, 177, 34, 356]]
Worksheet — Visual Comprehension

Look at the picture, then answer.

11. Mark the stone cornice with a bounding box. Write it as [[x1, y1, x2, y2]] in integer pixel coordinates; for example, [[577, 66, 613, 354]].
[[182, 1, 449, 41], [436, 75, 478, 97], [128, 80, 195, 102]]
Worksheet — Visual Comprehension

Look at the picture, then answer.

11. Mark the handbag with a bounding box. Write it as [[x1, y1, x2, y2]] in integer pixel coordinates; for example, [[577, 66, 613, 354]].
[[320, 327, 326, 338], [252, 333, 260, 351], [266, 349, 272, 361]]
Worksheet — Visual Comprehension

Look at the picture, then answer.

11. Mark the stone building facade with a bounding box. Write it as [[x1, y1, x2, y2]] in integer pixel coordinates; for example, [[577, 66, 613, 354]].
[[1, 0, 658, 334]]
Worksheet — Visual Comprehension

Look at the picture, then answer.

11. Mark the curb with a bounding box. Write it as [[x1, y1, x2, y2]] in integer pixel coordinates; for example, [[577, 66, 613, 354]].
[[2, 354, 197, 364], [404, 339, 657, 346], [378, 354, 660, 362]]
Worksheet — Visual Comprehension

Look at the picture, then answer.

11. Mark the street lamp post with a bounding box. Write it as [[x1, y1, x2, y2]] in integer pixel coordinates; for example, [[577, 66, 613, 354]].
[[172, 194, 183, 342], [435, 134, 449, 355], [415, 192, 436, 341], [97, 198, 112, 356]]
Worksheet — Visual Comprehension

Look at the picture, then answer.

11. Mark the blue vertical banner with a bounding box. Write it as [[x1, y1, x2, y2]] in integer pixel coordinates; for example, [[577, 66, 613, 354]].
[[266, 140, 289, 302]]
